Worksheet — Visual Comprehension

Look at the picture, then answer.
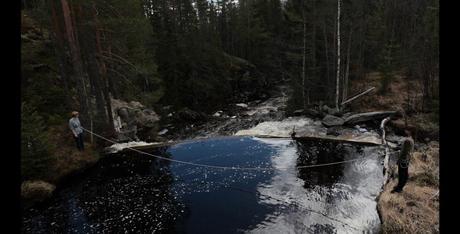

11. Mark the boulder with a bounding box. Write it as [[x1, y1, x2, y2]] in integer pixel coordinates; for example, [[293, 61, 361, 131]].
[[158, 129, 169, 135], [21, 180, 55, 207], [326, 126, 341, 136], [111, 99, 160, 141], [305, 108, 324, 118], [322, 114, 345, 127], [213, 111, 223, 117], [344, 111, 397, 125], [135, 109, 160, 128], [293, 109, 304, 116], [322, 105, 339, 115], [235, 103, 248, 108], [175, 107, 207, 123]]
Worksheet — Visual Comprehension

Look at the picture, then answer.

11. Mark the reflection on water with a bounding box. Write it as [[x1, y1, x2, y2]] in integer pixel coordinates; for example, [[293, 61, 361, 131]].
[[22, 136, 383, 233], [252, 138, 383, 233]]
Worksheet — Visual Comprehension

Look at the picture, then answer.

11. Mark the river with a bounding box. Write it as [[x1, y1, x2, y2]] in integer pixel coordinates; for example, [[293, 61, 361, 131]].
[[22, 136, 384, 233]]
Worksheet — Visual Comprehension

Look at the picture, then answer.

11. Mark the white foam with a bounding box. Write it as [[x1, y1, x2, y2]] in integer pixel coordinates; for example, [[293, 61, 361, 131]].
[[235, 117, 323, 137], [247, 138, 383, 233], [105, 141, 159, 154]]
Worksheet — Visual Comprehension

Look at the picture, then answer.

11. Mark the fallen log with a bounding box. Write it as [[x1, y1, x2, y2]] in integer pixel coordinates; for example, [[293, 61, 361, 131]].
[[344, 111, 397, 125], [341, 87, 375, 106], [291, 134, 382, 146]]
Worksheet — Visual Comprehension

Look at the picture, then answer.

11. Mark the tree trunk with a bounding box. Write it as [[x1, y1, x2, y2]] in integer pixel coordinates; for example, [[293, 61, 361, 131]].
[[61, 0, 92, 130], [323, 21, 331, 102], [343, 25, 352, 102], [302, 6, 307, 109], [50, 0, 72, 104], [93, 3, 115, 132], [335, 0, 341, 111], [309, 0, 316, 104]]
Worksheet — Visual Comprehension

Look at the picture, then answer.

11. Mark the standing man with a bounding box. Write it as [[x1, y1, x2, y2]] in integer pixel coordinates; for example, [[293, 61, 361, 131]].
[[391, 136, 414, 193], [69, 111, 84, 151]]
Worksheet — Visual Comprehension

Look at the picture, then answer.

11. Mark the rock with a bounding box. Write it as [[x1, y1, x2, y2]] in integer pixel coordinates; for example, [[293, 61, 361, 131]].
[[358, 128, 368, 133], [158, 129, 168, 135], [293, 109, 304, 116], [326, 126, 341, 136], [176, 107, 207, 123], [322, 115, 345, 127], [111, 99, 161, 141], [129, 101, 144, 109], [344, 111, 397, 125], [137, 109, 161, 128], [322, 105, 339, 115], [21, 180, 55, 206], [354, 125, 368, 133], [213, 111, 222, 117], [305, 108, 324, 118], [235, 103, 248, 108]]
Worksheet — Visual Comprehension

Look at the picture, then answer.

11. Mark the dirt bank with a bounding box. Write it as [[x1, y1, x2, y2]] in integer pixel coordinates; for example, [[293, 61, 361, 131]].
[[377, 141, 439, 233], [349, 72, 439, 233], [21, 125, 100, 209]]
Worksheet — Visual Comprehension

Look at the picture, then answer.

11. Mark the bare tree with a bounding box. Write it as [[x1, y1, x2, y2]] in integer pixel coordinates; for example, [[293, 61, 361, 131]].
[[302, 0, 307, 109], [335, 0, 341, 110], [343, 26, 352, 103]]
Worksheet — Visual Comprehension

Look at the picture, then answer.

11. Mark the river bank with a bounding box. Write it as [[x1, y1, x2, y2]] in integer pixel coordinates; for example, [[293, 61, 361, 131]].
[[21, 125, 100, 209], [348, 72, 439, 233], [377, 141, 439, 233]]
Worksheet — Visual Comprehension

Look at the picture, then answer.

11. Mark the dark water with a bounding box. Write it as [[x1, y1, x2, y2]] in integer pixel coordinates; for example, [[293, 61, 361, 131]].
[[22, 136, 384, 233]]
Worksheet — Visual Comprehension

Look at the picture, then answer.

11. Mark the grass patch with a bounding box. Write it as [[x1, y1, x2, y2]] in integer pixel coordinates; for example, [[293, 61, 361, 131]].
[[411, 171, 438, 187]]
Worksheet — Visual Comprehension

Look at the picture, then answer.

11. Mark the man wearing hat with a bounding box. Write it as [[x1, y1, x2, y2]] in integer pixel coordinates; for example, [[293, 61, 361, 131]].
[[69, 111, 84, 151]]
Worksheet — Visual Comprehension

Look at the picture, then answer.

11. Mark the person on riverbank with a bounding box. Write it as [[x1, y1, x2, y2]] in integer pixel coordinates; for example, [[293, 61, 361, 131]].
[[391, 136, 414, 193], [69, 111, 84, 151]]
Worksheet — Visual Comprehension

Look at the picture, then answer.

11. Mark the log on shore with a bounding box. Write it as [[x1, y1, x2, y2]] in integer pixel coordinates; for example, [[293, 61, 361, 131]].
[[344, 111, 397, 125], [292, 134, 382, 146]]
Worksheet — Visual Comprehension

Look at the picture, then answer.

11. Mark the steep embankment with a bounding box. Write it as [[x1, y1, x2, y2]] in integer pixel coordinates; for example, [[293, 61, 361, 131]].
[[21, 12, 100, 209], [21, 125, 100, 209], [350, 72, 439, 233]]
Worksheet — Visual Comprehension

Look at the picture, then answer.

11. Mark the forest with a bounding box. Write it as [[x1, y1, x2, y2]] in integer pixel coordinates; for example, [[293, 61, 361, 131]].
[[21, 0, 438, 163], [21, 0, 439, 232]]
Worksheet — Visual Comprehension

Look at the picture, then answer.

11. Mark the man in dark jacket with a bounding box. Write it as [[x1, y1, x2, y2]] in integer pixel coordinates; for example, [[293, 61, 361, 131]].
[[391, 137, 414, 193]]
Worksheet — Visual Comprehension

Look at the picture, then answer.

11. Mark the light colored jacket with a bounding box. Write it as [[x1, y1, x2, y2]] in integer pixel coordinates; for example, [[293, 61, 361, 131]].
[[69, 117, 83, 136]]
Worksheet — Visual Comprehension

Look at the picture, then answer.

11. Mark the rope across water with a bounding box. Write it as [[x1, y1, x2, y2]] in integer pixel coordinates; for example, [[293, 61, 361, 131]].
[[82, 127, 381, 171]]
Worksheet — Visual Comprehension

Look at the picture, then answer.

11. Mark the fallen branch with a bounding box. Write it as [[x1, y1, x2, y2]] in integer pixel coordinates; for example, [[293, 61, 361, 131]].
[[380, 116, 391, 186], [341, 86, 375, 106]]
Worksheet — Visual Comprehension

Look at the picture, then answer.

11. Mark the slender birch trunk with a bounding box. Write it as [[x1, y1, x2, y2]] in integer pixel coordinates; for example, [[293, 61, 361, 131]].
[[323, 21, 331, 102], [335, 0, 341, 111], [343, 26, 352, 103], [302, 6, 307, 109]]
